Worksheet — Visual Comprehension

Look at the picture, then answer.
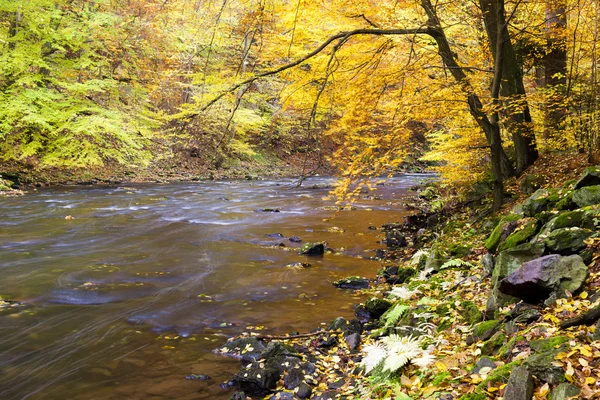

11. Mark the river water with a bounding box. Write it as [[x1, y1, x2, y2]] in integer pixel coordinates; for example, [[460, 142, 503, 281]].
[[0, 175, 429, 399]]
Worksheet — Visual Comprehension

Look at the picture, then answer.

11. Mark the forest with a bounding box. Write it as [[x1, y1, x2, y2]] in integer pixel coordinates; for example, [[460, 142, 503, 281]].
[[3, 0, 600, 399]]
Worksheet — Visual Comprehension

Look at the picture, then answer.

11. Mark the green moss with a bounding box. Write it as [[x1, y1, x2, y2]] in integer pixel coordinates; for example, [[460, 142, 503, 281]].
[[458, 392, 487, 400], [477, 360, 521, 388], [459, 300, 483, 325], [497, 335, 524, 360], [497, 219, 539, 252], [473, 320, 501, 339], [448, 243, 470, 258], [397, 267, 416, 283], [431, 371, 451, 386], [485, 214, 521, 252], [530, 336, 569, 353], [481, 332, 506, 356]]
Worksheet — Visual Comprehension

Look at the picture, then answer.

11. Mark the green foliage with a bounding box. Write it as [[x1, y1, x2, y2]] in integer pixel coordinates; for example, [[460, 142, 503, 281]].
[[0, 0, 157, 167], [381, 304, 410, 328]]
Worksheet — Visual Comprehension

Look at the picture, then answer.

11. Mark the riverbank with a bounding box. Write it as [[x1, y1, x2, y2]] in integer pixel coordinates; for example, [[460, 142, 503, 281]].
[[215, 153, 600, 400]]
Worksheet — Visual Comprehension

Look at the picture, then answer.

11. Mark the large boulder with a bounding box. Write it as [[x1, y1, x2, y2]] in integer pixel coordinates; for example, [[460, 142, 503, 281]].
[[298, 242, 325, 255], [498, 255, 589, 304], [572, 185, 600, 208], [486, 243, 545, 314], [574, 166, 600, 189], [231, 361, 280, 397], [544, 227, 593, 254]]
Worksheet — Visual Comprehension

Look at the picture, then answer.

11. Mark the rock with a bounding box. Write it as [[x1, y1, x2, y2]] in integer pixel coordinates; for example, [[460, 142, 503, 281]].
[[498, 255, 589, 303], [185, 374, 211, 381], [472, 357, 497, 374], [481, 331, 506, 356], [267, 233, 284, 238], [354, 304, 371, 322], [228, 392, 247, 400], [215, 337, 266, 360], [485, 214, 521, 252], [312, 391, 338, 400], [530, 336, 569, 353], [459, 300, 483, 325], [572, 185, 600, 207], [467, 320, 502, 344], [548, 383, 581, 400], [497, 219, 540, 252], [365, 297, 393, 319], [520, 174, 545, 195], [510, 304, 541, 324], [299, 242, 325, 255], [231, 361, 280, 397], [487, 242, 545, 314], [386, 230, 407, 248], [524, 350, 565, 384], [328, 317, 349, 331], [285, 262, 311, 268], [345, 332, 360, 350], [574, 166, 600, 189], [283, 367, 304, 390], [268, 392, 294, 400], [503, 366, 534, 400], [522, 189, 561, 217], [296, 382, 312, 399], [288, 236, 302, 243], [481, 253, 494, 276], [545, 227, 593, 254], [333, 276, 369, 290], [257, 208, 281, 212]]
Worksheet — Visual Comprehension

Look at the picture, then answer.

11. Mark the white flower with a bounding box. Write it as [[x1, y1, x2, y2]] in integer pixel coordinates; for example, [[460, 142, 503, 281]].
[[388, 286, 416, 300], [417, 268, 433, 281], [412, 351, 436, 368], [361, 343, 388, 373]]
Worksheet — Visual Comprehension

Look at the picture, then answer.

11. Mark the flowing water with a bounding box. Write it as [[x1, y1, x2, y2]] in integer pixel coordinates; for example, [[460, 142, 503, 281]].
[[0, 175, 430, 399]]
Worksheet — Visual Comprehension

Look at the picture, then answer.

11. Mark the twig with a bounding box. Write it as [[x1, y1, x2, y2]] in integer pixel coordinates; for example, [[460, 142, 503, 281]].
[[559, 304, 600, 329]]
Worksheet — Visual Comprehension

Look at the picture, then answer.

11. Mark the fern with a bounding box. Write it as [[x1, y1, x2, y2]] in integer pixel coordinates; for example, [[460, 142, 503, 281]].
[[381, 303, 410, 328], [439, 258, 475, 270]]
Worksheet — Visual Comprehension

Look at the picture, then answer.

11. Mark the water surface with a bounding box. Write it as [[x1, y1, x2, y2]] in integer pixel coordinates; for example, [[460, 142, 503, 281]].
[[0, 175, 429, 399]]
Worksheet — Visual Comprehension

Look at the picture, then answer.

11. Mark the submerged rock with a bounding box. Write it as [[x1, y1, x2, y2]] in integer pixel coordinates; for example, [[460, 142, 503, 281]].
[[498, 254, 589, 303], [333, 276, 369, 290], [298, 242, 325, 255], [231, 362, 280, 397]]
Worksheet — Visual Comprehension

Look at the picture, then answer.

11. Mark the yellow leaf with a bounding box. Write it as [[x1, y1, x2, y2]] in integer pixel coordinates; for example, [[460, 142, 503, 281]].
[[435, 361, 448, 371], [580, 291, 588, 299], [585, 377, 596, 385], [537, 382, 550, 396]]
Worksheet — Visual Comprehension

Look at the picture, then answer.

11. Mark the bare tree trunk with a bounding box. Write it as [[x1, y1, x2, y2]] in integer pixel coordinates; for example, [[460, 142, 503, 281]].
[[480, 0, 538, 175], [544, 0, 568, 145]]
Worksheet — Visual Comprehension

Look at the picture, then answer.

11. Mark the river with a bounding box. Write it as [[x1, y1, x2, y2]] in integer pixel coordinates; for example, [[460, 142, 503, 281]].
[[0, 175, 429, 399]]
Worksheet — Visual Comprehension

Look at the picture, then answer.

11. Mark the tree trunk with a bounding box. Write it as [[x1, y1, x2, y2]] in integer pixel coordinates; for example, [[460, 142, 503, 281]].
[[544, 0, 568, 145], [480, 0, 538, 175]]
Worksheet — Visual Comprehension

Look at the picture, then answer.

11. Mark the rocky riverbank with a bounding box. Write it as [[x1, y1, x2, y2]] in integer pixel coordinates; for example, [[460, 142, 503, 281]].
[[214, 165, 600, 399]]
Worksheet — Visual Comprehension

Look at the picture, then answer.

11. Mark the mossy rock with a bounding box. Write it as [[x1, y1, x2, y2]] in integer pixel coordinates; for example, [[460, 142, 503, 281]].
[[333, 276, 369, 290], [555, 191, 576, 210], [549, 383, 581, 400], [364, 297, 393, 319], [524, 349, 566, 384], [497, 335, 525, 360], [477, 360, 521, 388], [396, 267, 417, 283], [572, 185, 600, 208], [530, 336, 569, 353], [448, 243, 471, 258], [481, 331, 506, 356], [298, 242, 325, 255], [522, 189, 559, 217], [545, 227, 593, 254], [485, 214, 521, 252], [467, 320, 502, 344], [459, 300, 483, 325], [574, 165, 600, 189], [497, 218, 540, 252]]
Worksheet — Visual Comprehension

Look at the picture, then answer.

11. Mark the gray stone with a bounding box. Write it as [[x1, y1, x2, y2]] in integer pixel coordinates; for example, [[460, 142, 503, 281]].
[[574, 166, 600, 189], [472, 357, 497, 374], [524, 350, 565, 384], [522, 189, 557, 217], [572, 185, 600, 207], [296, 382, 312, 399], [545, 227, 593, 255], [548, 383, 581, 400], [232, 361, 280, 397], [333, 276, 369, 290], [345, 332, 360, 350], [499, 255, 589, 303], [481, 253, 494, 276], [503, 366, 534, 400], [299, 242, 325, 255]]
